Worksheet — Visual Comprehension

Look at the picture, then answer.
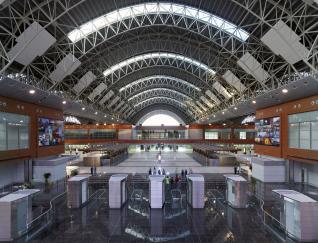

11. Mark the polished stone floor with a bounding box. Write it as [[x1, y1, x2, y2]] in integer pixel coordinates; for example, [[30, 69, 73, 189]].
[[16, 184, 279, 243], [77, 151, 234, 174]]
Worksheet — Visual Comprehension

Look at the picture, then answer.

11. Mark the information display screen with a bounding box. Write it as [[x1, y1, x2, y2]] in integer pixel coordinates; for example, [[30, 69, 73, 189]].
[[38, 117, 64, 146], [255, 117, 280, 146]]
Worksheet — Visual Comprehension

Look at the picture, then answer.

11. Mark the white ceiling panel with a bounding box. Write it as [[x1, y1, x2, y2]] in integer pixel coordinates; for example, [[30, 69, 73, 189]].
[[237, 52, 270, 83], [49, 53, 81, 83], [8, 22, 56, 66]]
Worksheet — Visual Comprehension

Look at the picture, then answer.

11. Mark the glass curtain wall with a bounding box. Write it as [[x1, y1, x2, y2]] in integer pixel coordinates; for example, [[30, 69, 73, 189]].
[[288, 110, 318, 150], [0, 112, 30, 151]]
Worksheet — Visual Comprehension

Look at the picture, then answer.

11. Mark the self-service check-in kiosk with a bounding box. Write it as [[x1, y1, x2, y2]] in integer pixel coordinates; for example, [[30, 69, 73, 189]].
[[109, 174, 128, 208], [273, 190, 318, 242], [186, 174, 205, 208], [149, 175, 165, 208], [224, 175, 248, 208], [0, 189, 40, 241], [67, 175, 90, 208]]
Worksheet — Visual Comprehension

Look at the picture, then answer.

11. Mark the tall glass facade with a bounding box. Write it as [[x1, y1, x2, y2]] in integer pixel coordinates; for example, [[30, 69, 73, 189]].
[[288, 110, 318, 150], [0, 112, 30, 151]]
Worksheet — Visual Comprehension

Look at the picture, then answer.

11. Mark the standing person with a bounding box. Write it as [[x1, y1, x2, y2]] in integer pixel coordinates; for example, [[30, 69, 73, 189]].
[[158, 169, 161, 175], [149, 168, 152, 175], [181, 169, 184, 178], [162, 168, 166, 175], [185, 169, 188, 176], [234, 166, 237, 174], [153, 166, 156, 175], [90, 167, 93, 175]]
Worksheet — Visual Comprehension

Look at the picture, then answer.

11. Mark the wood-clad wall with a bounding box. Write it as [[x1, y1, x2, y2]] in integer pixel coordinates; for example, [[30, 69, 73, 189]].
[[255, 95, 318, 162], [0, 96, 64, 161]]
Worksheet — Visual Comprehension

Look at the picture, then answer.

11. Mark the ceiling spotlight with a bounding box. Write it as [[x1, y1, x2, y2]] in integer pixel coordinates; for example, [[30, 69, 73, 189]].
[[252, 100, 256, 104], [223, 123, 226, 126], [104, 115, 107, 118], [222, 111, 225, 115], [234, 107, 237, 110], [62, 100, 66, 105], [20, 120, 23, 123], [103, 123, 107, 125], [213, 115, 216, 118], [94, 111, 98, 115], [96, 123, 99, 126], [282, 88, 288, 94], [29, 89, 35, 94], [82, 107, 85, 111], [111, 117, 114, 120], [208, 123, 212, 126]]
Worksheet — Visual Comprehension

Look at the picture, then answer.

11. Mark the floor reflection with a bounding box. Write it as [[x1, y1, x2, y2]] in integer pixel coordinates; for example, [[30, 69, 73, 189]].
[[14, 183, 280, 243]]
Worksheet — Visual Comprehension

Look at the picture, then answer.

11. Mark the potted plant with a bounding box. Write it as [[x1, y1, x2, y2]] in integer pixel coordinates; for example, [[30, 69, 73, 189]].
[[43, 172, 51, 184]]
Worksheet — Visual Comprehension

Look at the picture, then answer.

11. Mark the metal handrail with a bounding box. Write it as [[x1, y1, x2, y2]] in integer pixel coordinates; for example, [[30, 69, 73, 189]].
[[259, 198, 298, 241], [27, 191, 66, 229]]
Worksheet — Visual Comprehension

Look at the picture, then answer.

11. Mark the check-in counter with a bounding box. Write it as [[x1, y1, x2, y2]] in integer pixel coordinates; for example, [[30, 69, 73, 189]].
[[186, 174, 205, 208], [224, 175, 248, 208], [0, 189, 40, 241], [273, 190, 318, 242], [109, 174, 128, 208], [149, 175, 165, 208], [67, 175, 90, 208]]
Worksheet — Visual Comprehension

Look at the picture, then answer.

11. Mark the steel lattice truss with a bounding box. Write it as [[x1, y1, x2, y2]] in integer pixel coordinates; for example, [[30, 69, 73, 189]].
[[119, 75, 201, 100], [132, 96, 192, 117], [0, 0, 318, 123], [128, 88, 192, 105]]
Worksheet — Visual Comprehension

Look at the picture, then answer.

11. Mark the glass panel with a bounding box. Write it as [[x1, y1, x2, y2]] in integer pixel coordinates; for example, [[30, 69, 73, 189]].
[[0, 112, 30, 151], [299, 122, 310, 149], [311, 121, 318, 150], [0, 120, 6, 150], [239, 132, 246, 140], [19, 124, 29, 149], [288, 123, 299, 148], [7, 122, 19, 150]]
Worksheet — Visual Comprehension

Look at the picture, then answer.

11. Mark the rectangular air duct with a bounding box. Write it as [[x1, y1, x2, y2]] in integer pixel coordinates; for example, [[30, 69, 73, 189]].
[[200, 96, 214, 108], [196, 101, 207, 111], [261, 20, 309, 65], [212, 81, 232, 99], [237, 52, 269, 83], [88, 83, 107, 101], [119, 104, 128, 113], [113, 101, 125, 112], [107, 96, 120, 109], [205, 90, 221, 105], [73, 71, 96, 94], [99, 90, 114, 105], [8, 22, 56, 66], [49, 53, 81, 83], [222, 70, 246, 93]]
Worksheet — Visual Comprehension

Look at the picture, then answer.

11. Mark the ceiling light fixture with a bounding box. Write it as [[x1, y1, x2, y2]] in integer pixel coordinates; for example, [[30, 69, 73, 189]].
[[82, 107, 85, 111], [282, 88, 288, 94], [252, 100, 256, 104], [62, 100, 66, 104], [29, 89, 35, 94]]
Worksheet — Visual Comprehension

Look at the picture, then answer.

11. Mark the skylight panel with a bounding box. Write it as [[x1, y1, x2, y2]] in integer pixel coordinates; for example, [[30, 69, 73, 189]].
[[119, 75, 201, 92], [102, 52, 215, 77], [134, 97, 186, 108], [67, 3, 249, 43]]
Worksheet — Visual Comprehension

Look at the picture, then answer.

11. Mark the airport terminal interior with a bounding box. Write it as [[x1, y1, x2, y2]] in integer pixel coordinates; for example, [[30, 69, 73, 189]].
[[1, 0, 318, 242]]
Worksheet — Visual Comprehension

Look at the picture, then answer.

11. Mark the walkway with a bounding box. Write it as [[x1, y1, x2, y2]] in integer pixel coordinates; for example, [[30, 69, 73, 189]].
[[78, 151, 234, 174]]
